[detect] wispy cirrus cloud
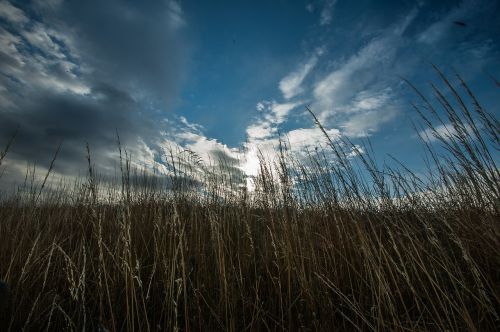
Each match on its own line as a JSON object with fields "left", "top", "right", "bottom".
{"left": 417, "top": 0, "right": 480, "bottom": 45}
{"left": 309, "top": 8, "right": 419, "bottom": 136}
{"left": 418, "top": 123, "right": 474, "bottom": 143}
{"left": 279, "top": 52, "right": 320, "bottom": 100}
{"left": 341, "top": 106, "right": 398, "bottom": 138}
{"left": 319, "top": 0, "right": 337, "bottom": 26}
{"left": 238, "top": 0, "right": 498, "bottom": 187}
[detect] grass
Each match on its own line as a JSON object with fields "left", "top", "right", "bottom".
{"left": 0, "top": 70, "right": 499, "bottom": 331}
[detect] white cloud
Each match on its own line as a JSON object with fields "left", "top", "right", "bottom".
{"left": 313, "top": 8, "right": 417, "bottom": 117}
{"left": 0, "top": 27, "right": 22, "bottom": 59}
{"left": 417, "top": 0, "right": 478, "bottom": 45}
{"left": 159, "top": 109, "right": 346, "bottom": 192}
{"left": 341, "top": 107, "right": 398, "bottom": 138}
{"left": 238, "top": 94, "right": 343, "bottom": 189}
{"left": 21, "top": 24, "right": 68, "bottom": 59}
{"left": 314, "top": 64, "right": 399, "bottom": 136}
{"left": 246, "top": 121, "right": 276, "bottom": 140}
{"left": 286, "top": 127, "right": 340, "bottom": 152}
{"left": 167, "top": 0, "right": 185, "bottom": 30}
{"left": 246, "top": 100, "right": 302, "bottom": 142}
{"left": 0, "top": 1, "right": 28, "bottom": 24}
{"left": 279, "top": 55, "right": 318, "bottom": 99}
{"left": 237, "top": 7, "right": 426, "bottom": 187}
{"left": 0, "top": 9, "right": 90, "bottom": 96}
{"left": 309, "top": 9, "right": 419, "bottom": 135}
{"left": 242, "top": 97, "right": 340, "bottom": 185}
{"left": 346, "top": 88, "right": 393, "bottom": 113}
{"left": 240, "top": 126, "right": 342, "bottom": 189}
{"left": 419, "top": 123, "right": 474, "bottom": 143}
{"left": 320, "top": 0, "right": 337, "bottom": 26}
{"left": 256, "top": 102, "right": 266, "bottom": 111}
{"left": 160, "top": 117, "right": 241, "bottom": 167}
{"left": 155, "top": 116, "right": 251, "bottom": 191}
{"left": 179, "top": 116, "right": 204, "bottom": 133}
{"left": 179, "top": 132, "right": 240, "bottom": 163}
{"left": 353, "top": 94, "right": 388, "bottom": 111}
{"left": 313, "top": 36, "right": 395, "bottom": 119}
{"left": 393, "top": 7, "right": 419, "bottom": 36}
{"left": 129, "top": 138, "right": 170, "bottom": 175}
{"left": 271, "top": 101, "right": 302, "bottom": 123}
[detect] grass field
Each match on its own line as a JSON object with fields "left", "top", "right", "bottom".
{"left": 0, "top": 71, "right": 499, "bottom": 331}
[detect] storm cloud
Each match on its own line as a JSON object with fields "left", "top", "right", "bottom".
{"left": 0, "top": 0, "right": 189, "bottom": 184}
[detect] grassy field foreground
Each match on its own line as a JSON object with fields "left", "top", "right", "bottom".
{"left": 0, "top": 72, "right": 499, "bottom": 331}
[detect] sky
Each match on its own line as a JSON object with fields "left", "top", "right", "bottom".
{"left": 0, "top": 0, "right": 499, "bottom": 189}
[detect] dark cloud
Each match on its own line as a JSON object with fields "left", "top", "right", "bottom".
{"left": 0, "top": 83, "right": 145, "bottom": 177}
{"left": 0, "top": 0, "right": 189, "bottom": 185}
{"left": 44, "top": 0, "right": 188, "bottom": 102}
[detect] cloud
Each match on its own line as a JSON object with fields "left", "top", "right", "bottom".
{"left": 0, "top": 23, "right": 89, "bottom": 96}
{"left": 0, "top": 0, "right": 335, "bottom": 191}
{"left": 285, "top": 127, "right": 341, "bottom": 153}
{"left": 46, "top": 0, "right": 189, "bottom": 103}
{"left": 241, "top": 96, "right": 339, "bottom": 186}
{"left": 246, "top": 100, "right": 303, "bottom": 142}
{"left": 0, "top": 84, "right": 151, "bottom": 181}
{"left": 414, "top": 0, "right": 499, "bottom": 79}
{"left": 159, "top": 116, "right": 241, "bottom": 166}
{"left": 350, "top": 89, "right": 392, "bottom": 112}
{"left": 244, "top": 1, "right": 497, "bottom": 186}
{"left": 155, "top": 116, "right": 247, "bottom": 190}
{"left": 279, "top": 54, "right": 318, "bottom": 99}
{"left": 0, "top": 1, "right": 28, "bottom": 24}
{"left": 341, "top": 107, "right": 398, "bottom": 138}
{"left": 313, "top": 35, "right": 397, "bottom": 119}
{"left": 271, "top": 101, "right": 303, "bottom": 123}
{"left": 417, "top": 0, "right": 479, "bottom": 45}
{"left": 320, "top": 0, "right": 337, "bottom": 26}
{"left": 309, "top": 9, "right": 419, "bottom": 136}
{"left": 418, "top": 123, "right": 474, "bottom": 143}
{"left": 167, "top": 0, "right": 186, "bottom": 30}
{"left": 143, "top": 102, "right": 343, "bottom": 192}
{"left": 246, "top": 121, "right": 276, "bottom": 140}
{"left": 175, "top": 131, "right": 240, "bottom": 166}
{"left": 0, "top": 0, "right": 189, "bottom": 186}
{"left": 240, "top": 125, "right": 342, "bottom": 185}
{"left": 239, "top": 6, "right": 431, "bottom": 186}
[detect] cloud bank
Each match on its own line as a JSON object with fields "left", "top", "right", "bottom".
{"left": 0, "top": 0, "right": 188, "bottom": 184}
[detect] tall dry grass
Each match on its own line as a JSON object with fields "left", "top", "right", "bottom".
{"left": 0, "top": 71, "right": 499, "bottom": 331}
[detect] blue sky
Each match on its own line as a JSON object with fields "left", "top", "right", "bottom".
{"left": 0, "top": 0, "right": 499, "bottom": 187}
